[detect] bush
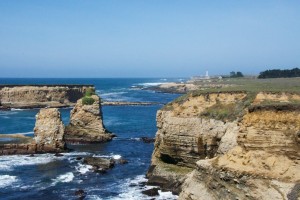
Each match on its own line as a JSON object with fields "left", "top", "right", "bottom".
{"left": 85, "top": 88, "right": 95, "bottom": 97}
{"left": 82, "top": 96, "right": 95, "bottom": 105}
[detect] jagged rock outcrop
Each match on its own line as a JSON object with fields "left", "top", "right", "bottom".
{"left": 34, "top": 108, "right": 66, "bottom": 152}
{"left": 0, "top": 108, "right": 66, "bottom": 155}
{"left": 64, "top": 95, "right": 114, "bottom": 143}
{"left": 0, "top": 85, "right": 94, "bottom": 109}
{"left": 147, "top": 91, "right": 300, "bottom": 199}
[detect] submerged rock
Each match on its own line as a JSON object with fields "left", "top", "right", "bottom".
{"left": 75, "top": 189, "right": 86, "bottom": 199}
{"left": 65, "top": 95, "right": 114, "bottom": 143}
{"left": 83, "top": 157, "right": 115, "bottom": 173}
{"left": 142, "top": 188, "right": 159, "bottom": 196}
{"left": 141, "top": 137, "right": 155, "bottom": 143}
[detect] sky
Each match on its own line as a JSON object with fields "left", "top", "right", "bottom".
{"left": 0, "top": 0, "right": 299, "bottom": 78}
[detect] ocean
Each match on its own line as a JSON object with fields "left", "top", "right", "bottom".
{"left": 0, "top": 78, "right": 184, "bottom": 200}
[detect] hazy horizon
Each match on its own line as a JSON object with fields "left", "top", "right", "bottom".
{"left": 1, "top": 0, "right": 300, "bottom": 78}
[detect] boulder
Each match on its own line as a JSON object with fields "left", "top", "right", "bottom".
{"left": 65, "top": 95, "right": 114, "bottom": 143}
{"left": 142, "top": 188, "right": 159, "bottom": 196}
{"left": 83, "top": 157, "right": 115, "bottom": 173}
{"left": 141, "top": 137, "right": 155, "bottom": 143}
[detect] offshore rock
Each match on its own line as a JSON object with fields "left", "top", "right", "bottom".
{"left": 34, "top": 108, "right": 66, "bottom": 152}
{"left": 65, "top": 95, "right": 114, "bottom": 143}
{"left": 0, "top": 108, "right": 66, "bottom": 155}
{"left": 83, "top": 157, "right": 115, "bottom": 173}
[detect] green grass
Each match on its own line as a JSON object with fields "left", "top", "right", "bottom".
{"left": 82, "top": 96, "right": 95, "bottom": 105}
{"left": 85, "top": 88, "right": 95, "bottom": 97}
{"left": 166, "top": 77, "right": 300, "bottom": 107}
{"left": 193, "top": 77, "right": 300, "bottom": 94}
{"left": 199, "top": 92, "right": 256, "bottom": 122}
{"left": 81, "top": 88, "right": 96, "bottom": 105}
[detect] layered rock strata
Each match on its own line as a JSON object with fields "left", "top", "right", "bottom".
{"left": 65, "top": 95, "right": 114, "bottom": 143}
{"left": 0, "top": 108, "right": 66, "bottom": 155}
{"left": 0, "top": 85, "right": 94, "bottom": 109}
{"left": 147, "top": 91, "right": 300, "bottom": 199}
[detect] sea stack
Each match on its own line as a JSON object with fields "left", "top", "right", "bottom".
{"left": 34, "top": 108, "right": 66, "bottom": 152}
{"left": 65, "top": 94, "right": 114, "bottom": 143}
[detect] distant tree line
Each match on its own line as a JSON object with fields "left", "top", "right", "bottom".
{"left": 258, "top": 68, "right": 300, "bottom": 79}
{"left": 230, "top": 71, "right": 244, "bottom": 78}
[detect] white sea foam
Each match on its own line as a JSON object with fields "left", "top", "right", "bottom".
{"left": 100, "top": 91, "right": 138, "bottom": 102}
{"left": 136, "top": 82, "right": 165, "bottom": 87}
{"left": 0, "top": 175, "right": 18, "bottom": 188}
{"left": 75, "top": 163, "right": 93, "bottom": 174}
{"left": 112, "top": 155, "right": 121, "bottom": 160}
{"left": 92, "top": 154, "right": 122, "bottom": 160}
{"left": 52, "top": 172, "right": 74, "bottom": 185}
{"left": 110, "top": 175, "right": 178, "bottom": 200}
{"left": 17, "top": 131, "right": 34, "bottom": 135}
{"left": 0, "top": 154, "right": 64, "bottom": 171}
{"left": 10, "top": 108, "right": 25, "bottom": 111}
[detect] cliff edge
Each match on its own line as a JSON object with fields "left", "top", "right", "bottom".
{"left": 147, "top": 91, "right": 300, "bottom": 199}
{"left": 0, "top": 85, "right": 94, "bottom": 109}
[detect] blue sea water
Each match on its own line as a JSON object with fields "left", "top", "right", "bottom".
{"left": 0, "top": 78, "right": 184, "bottom": 200}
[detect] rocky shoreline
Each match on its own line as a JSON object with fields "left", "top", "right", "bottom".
{"left": 146, "top": 91, "right": 300, "bottom": 199}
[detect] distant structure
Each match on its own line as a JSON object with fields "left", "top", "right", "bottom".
{"left": 205, "top": 71, "right": 210, "bottom": 79}
{"left": 191, "top": 71, "right": 211, "bottom": 80}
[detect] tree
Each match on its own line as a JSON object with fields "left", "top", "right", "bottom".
{"left": 236, "top": 71, "right": 244, "bottom": 77}
{"left": 230, "top": 71, "right": 244, "bottom": 78}
{"left": 230, "top": 71, "right": 236, "bottom": 77}
{"left": 258, "top": 68, "right": 300, "bottom": 79}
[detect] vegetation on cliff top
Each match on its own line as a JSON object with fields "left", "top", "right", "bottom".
{"left": 162, "top": 77, "right": 300, "bottom": 121}
{"left": 82, "top": 88, "right": 96, "bottom": 105}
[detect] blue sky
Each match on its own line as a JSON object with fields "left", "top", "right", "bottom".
{"left": 0, "top": 0, "right": 299, "bottom": 78}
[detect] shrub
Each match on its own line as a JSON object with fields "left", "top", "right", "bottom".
{"left": 82, "top": 96, "right": 95, "bottom": 105}
{"left": 85, "top": 88, "right": 95, "bottom": 97}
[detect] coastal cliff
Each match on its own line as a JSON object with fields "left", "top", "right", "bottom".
{"left": 0, "top": 85, "right": 94, "bottom": 109}
{"left": 65, "top": 94, "right": 114, "bottom": 143}
{"left": 147, "top": 91, "right": 300, "bottom": 199}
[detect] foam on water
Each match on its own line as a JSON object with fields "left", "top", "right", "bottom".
{"left": 75, "top": 163, "right": 93, "bottom": 174}
{"left": 0, "top": 175, "right": 18, "bottom": 188}
{"left": 52, "top": 172, "right": 74, "bottom": 185}
{"left": 111, "top": 175, "right": 178, "bottom": 200}
{"left": 112, "top": 155, "right": 121, "bottom": 160}
{"left": 0, "top": 154, "right": 64, "bottom": 171}
{"left": 7, "top": 131, "right": 34, "bottom": 135}
{"left": 136, "top": 82, "right": 165, "bottom": 87}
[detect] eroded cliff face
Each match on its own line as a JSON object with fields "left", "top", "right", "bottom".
{"left": 64, "top": 95, "right": 114, "bottom": 143}
{"left": 0, "top": 85, "right": 93, "bottom": 109}
{"left": 147, "top": 92, "right": 300, "bottom": 199}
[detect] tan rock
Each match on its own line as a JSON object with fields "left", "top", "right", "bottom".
{"left": 0, "top": 85, "right": 93, "bottom": 109}
{"left": 148, "top": 91, "right": 300, "bottom": 199}
{"left": 65, "top": 94, "right": 114, "bottom": 143}
{"left": 34, "top": 108, "right": 66, "bottom": 152}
